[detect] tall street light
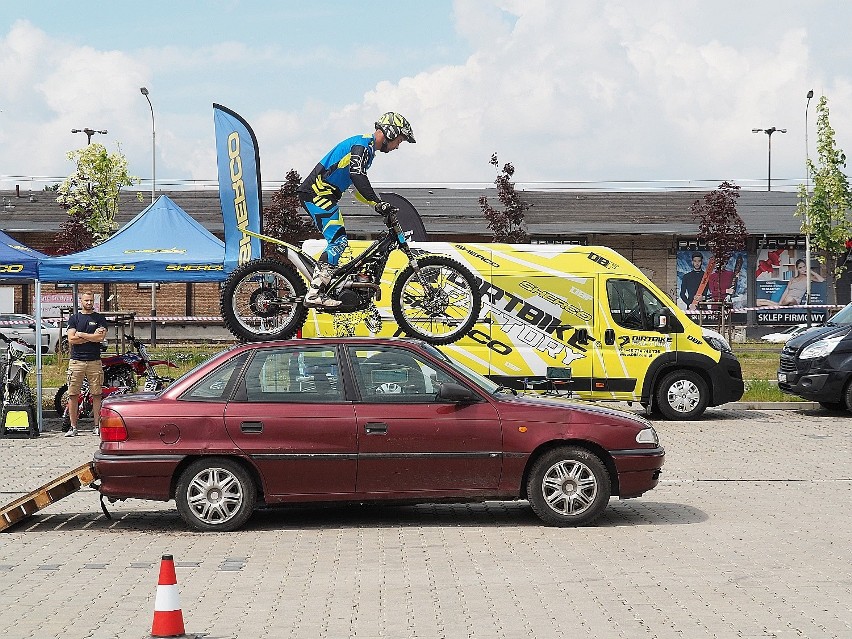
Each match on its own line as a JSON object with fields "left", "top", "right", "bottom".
{"left": 71, "top": 127, "right": 107, "bottom": 145}
{"left": 752, "top": 126, "right": 787, "bottom": 191}
{"left": 140, "top": 87, "right": 158, "bottom": 345}
{"left": 140, "top": 87, "right": 156, "bottom": 202}
{"left": 805, "top": 90, "right": 815, "bottom": 324}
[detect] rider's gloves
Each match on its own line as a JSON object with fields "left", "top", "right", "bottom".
{"left": 375, "top": 201, "right": 397, "bottom": 216}
{"left": 375, "top": 201, "right": 399, "bottom": 226}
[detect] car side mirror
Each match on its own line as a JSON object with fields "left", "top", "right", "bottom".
{"left": 436, "top": 382, "right": 475, "bottom": 403}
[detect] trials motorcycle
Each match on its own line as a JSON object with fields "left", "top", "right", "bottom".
{"left": 220, "top": 207, "right": 481, "bottom": 345}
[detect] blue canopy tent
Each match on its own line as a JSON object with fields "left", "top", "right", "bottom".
{"left": 39, "top": 195, "right": 226, "bottom": 283}
{"left": 0, "top": 229, "right": 50, "bottom": 432}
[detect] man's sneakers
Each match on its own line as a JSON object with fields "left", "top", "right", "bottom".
{"left": 304, "top": 263, "right": 342, "bottom": 308}
{"left": 94, "top": 425, "right": 100, "bottom": 436}
{"left": 64, "top": 428, "right": 78, "bottom": 437}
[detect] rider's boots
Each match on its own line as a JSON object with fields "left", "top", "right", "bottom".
{"left": 305, "top": 263, "right": 342, "bottom": 308}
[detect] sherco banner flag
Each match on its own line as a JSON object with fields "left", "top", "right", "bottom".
{"left": 214, "top": 103, "right": 262, "bottom": 272}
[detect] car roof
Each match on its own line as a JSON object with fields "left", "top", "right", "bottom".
{"left": 229, "top": 336, "right": 428, "bottom": 353}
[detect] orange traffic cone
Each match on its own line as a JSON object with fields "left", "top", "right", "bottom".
{"left": 151, "top": 554, "right": 186, "bottom": 638}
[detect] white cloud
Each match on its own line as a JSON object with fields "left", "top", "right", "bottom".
{"left": 3, "top": 2, "right": 852, "bottom": 194}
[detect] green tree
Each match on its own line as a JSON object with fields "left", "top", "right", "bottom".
{"left": 54, "top": 143, "right": 138, "bottom": 252}
{"left": 691, "top": 180, "right": 748, "bottom": 272}
{"left": 261, "top": 169, "right": 320, "bottom": 250}
{"left": 479, "top": 153, "right": 531, "bottom": 243}
{"left": 796, "top": 95, "right": 852, "bottom": 303}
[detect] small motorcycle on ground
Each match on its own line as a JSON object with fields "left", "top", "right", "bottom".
{"left": 54, "top": 334, "right": 177, "bottom": 417}
{"left": 58, "top": 379, "right": 126, "bottom": 431}
{"left": 220, "top": 206, "right": 482, "bottom": 345}
{"left": 0, "top": 332, "right": 36, "bottom": 412}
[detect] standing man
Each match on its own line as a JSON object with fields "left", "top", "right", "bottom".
{"left": 65, "top": 291, "right": 107, "bottom": 436}
{"left": 297, "top": 112, "right": 415, "bottom": 308}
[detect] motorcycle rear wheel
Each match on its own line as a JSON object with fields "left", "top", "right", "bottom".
{"left": 221, "top": 259, "right": 308, "bottom": 342}
{"left": 391, "top": 255, "right": 481, "bottom": 345}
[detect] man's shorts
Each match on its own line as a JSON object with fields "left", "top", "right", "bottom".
{"left": 67, "top": 360, "right": 104, "bottom": 396}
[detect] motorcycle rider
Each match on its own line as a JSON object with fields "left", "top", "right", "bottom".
{"left": 297, "top": 112, "right": 415, "bottom": 308}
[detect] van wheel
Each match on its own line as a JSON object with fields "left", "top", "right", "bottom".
{"left": 843, "top": 382, "right": 852, "bottom": 414}
{"left": 655, "top": 370, "right": 708, "bottom": 420}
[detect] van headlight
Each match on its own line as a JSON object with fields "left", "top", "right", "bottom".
{"left": 799, "top": 335, "right": 843, "bottom": 360}
{"left": 703, "top": 329, "right": 732, "bottom": 353}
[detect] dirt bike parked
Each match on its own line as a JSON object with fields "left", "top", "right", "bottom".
{"left": 54, "top": 335, "right": 176, "bottom": 417}
{"left": 0, "top": 332, "right": 36, "bottom": 413}
{"left": 220, "top": 207, "right": 482, "bottom": 345}
{"left": 58, "top": 379, "right": 127, "bottom": 431}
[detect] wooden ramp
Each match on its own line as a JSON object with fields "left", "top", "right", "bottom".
{"left": 0, "top": 463, "right": 97, "bottom": 532}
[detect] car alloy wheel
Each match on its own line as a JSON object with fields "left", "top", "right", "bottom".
{"left": 527, "top": 447, "right": 610, "bottom": 527}
{"left": 176, "top": 458, "right": 256, "bottom": 532}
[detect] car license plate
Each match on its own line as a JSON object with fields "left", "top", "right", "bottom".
{"left": 777, "top": 373, "right": 787, "bottom": 383}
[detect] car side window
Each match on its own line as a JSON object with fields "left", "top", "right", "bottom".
{"left": 242, "top": 347, "right": 342, "bottom": 402}
{"left": 347, "top": 346, "right": 455, "bottom": 403}
{"left": 182, "top": 352, "right": 249, "bottom": 402}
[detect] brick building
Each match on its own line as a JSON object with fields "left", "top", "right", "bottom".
{"left": 1, "top": 186, "right": 846, "bottom": 336}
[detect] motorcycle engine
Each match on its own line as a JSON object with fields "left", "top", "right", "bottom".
{"left": 332, "top": 289, "right": 365, "bottom": 313}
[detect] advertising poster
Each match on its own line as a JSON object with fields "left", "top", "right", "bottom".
{"left": 676, "top": 250, "right": 748, "bottom": 312}
{"left": 754, "top": 248, "right": 827, "bottom": 324}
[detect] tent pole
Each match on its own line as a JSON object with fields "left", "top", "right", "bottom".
{"left": 35, "top": 280, "right": 43, "bottom": 432}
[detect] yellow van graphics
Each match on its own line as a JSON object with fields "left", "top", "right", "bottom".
{"left": 300, "top": 241, "right": 744, "bottom": 419}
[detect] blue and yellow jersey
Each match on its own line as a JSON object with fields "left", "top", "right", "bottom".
{"left": 298, "top": 134, "right": 381, "bottom": 210}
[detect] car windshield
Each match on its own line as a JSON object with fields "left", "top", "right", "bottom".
{"left": 827, "top": 303, "right": 852, "bottom": 326}
{"left": 419, "top": 342, "right": 502, "bottom": 394}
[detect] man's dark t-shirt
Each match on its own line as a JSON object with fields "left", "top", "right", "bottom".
{"left": 68, "top": 312, "right": 108, "bottom": 361}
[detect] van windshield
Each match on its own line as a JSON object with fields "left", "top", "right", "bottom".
{"left": 828, "top": 303, "right": 852, "bottom": 325}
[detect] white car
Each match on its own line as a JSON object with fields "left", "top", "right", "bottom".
{"left": 761, "top": 324, "right": 818, "bottom": 344}
{"left": 0, "top": 314, "right": 64, "bottom": 354}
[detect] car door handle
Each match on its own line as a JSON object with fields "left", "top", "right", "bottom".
{"left": 240, "top": 421, "right": 263, "bottom": 434}
{"left": 365, "top": 422, "right": 388, "bottom": 435}
{"left": 605, "top": 329, "right": 615, "bottom": 345}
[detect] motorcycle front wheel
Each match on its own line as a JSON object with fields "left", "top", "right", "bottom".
{"left": 392, "top": 255, "right": 481, "bottom": 345}
{"left": 220, "top": 259, "right": 309, "bottom": 342}
{"left": 7, "top": 382, "right": 35, "bottom": 409}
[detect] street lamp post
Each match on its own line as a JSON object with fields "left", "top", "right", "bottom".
{"left": 752, "top": 126, "right": 787, "bottom": 191}
{"left": 71, "top": 127, "right": 108, "bottom": 145}
{"left": 69, "top": 128, "right": 108, "bottom": 316}
{"left": 140, "top": 87, "right": 157, "bottom": 345}
{"left": 805, "top": 90, "right": 815, "bottom": 325}
{"left": 140, "top": 87, "right": 156, "bottom": 202}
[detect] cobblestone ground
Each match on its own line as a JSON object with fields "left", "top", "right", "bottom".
{"left": 1, "top": 408, "right": 850, "bottom": 639}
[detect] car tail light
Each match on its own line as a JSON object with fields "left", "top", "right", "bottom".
{"left": 100, "top": 408, "right": 128, "bottom": 442}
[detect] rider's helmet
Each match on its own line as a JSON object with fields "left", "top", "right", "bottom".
{"left": 375, "top": 112, "right": 416, "bottom": 144}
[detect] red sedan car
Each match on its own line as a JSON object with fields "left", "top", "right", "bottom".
{"left": 94, "top": 338, "right": 664, "bottom": 531}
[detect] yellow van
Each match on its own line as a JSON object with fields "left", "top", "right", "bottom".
{"left": 300, "top": 241, "right": 744, "bottom": 419}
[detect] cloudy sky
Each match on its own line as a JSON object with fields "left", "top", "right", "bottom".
{"left": 1, "top": 0, "right": 851, "bottom": 194}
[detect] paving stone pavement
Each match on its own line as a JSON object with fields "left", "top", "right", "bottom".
{"left": 0, "top": 407, "right": 850, "bottom": 638}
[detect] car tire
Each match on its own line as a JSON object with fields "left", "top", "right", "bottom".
{"left": 526, "top": 447, "right": 611, "bottom": 527}
{"left": 175, "top": 458, "right": 256, "bottom": 532}
{"left": 843, "top": 382, "right": 852, "bottom": 414}
{"left": 655, "top": 370, "right": 709, "bottom": 420}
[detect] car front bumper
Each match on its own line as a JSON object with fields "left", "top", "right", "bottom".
{"left": 611, "top": 446, "right": 665, "bottom": 498}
